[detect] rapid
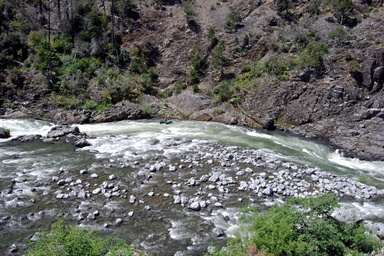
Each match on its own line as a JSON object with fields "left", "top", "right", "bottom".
{"left": 1, "top": 118, "right": 384, "bottom": 255}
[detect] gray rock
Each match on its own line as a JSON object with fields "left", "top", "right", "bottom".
{"left": 115, "top": 218, "right": 123, "bottom": 225}
{"left": 109, "top": 174, "right": 117, "bottom": 180}
{"left": 0, "top": 127, "right": 10, "bottom": 138}
{"left": 262, "top": 187, "right": 273, "bottom": 196}
{"left": 74, "top": 138, "right": 90, "bottom": 148}
{"left": 129, "top": 195, "right": 136, "bottom": 204}
{"left": 169, "top": 165, "right": 177, "bottom": 172}
{"left": 212, "top": 227, "right": 226, "bottom": 237}
{"left": 188, "top": 201, "right": 201, "bottom": 211}
{"left": 92, "top": 188, "right": 101, "bottom": 194}
{"left": 57, "top": 180, "right": 66, "bottom": 186}
{"left": 238, "top": 181, "right": 248, "bottom": 191}
{"left": 79, "top": 169, "right": 88, "bottom": 174}
{"left": 47, "top": 125, "right": 80, "bottom": 138}
{"left": 209, "top": 172, "right": 221, "bottom": 182}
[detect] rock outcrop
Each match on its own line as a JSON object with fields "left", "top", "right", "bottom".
{"left": 0, "top": 127, "right": 10, "bottom": 138}
{"left": 12, "top": 125, "right": 91, "bottom": 148}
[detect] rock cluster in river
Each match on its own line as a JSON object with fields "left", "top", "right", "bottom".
{"left": 1, "top": 137, "right": 384, "bottom": 256}
{"left": 11, "top": 124, "right": 91, "bottom": 148}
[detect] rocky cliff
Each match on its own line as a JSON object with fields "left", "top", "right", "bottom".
{"left": 0, "top": 0, "right": 383, "bottom": 160}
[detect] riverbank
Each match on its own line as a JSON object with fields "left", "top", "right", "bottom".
{"left": 2, "top": 84, "right": 384, "bottom": 163}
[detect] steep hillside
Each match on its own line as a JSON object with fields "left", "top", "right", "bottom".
{"left": 0, "top": 0, "right": 383, "bottom": 160}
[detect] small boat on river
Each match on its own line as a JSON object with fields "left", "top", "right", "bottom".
{"left": 159, "top": 120, "right": 173, "bottom": 124}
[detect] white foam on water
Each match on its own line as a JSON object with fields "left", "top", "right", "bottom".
{"left": 334, "top": 202, "right": 384, "bottom": 222}
{"left": 328, "top": 150, "right": 384, "bottom": 174}
{"left": 0, "top": 118, "right": 54, "bottom": 138}
{"left": 169, "top": 220, "right": 195, "bottom": 240}
{"left": 246, "top": 130, "right": 274, "bottom": 140}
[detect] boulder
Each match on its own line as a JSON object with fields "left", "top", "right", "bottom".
{"left": 188, "top": 201, "right": 201, "bottom": 211}
{"left": 93, "top": 102, "right": 149, "bottom": 123}
{"left": 74, "top": 138, "right": 91, "bottom": 148}
{"left": 13, "top": 134, "right": 42, "bottom": 142}
{"left": 0, "top": 127, "right": 11, "bottom": 138}
{"left": 262, "top": 118, "right": 276, "bottom": 130}
{"left": 47, "top": 125, "right": 80, "bottom": 138}
{"left": 53, "top": 109, "right": 92, "bottom": 124}
{"left": 212, "top": 227, "right": 226, "bottom": 237}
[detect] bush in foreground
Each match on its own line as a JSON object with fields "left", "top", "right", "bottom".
{"left": 25, "top": 219, "right": 142, "bottom": 256}
{"left": 208, "top": 194, "right": 381, "bottom": 256}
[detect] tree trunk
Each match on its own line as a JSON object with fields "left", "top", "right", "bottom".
{"left": 48, "top": 0, "right": 51, "bottom": 44}
{"left": 39, "top": 0, "right": 43, "bottom": 16}
{"left": 111, "top": 0, "right": 116, "bottom": 45}
{"left": 100, "top": 0, "right": 106, "bottom": 13}
{"left": 64, "top": 0, "right": 69, "bottom": 21}
{"left": 70, "top": 0, "right": 73, "bottom": 21}
{"left": 57, "top": 0, "right": 61, "bottom": 25}
{"left": 38, "top": 0, "right": 44, "bottom": 24}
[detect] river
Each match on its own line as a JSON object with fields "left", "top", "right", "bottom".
{"left": 1, "top": 118, "right": 384, "bottom": 255}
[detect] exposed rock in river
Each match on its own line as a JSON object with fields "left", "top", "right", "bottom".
{"left": 0, "top": 127, "right": 10, "bottom": 138}
{"left": 11, "top": 124, "right": 91, "bottom": 148}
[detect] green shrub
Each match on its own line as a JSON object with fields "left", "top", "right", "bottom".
{"left": 114, "top": 0, "right": 135, "bottom": 17}
{"left": 76, "top": 3, "right": 92, "bottom": 16}
{"left": 88, "top": 9, "right": 108, "bottom": 38}
{"left": 129, "top": 47, "right": 146, "bottom": 74}
{"left": 213, "top": 80, "right": 240, "bottom": 103}
{"left": 9, "top": 68, "right": 24, "bottom": 87}
{"left": 192, "top": 84, "right": 200, "bottom": 93}
{"left": 347, "top": 60, "right": 360, "bottom": 72}
{"left": 173, "top": 82, "right": 187, "bottom": 95}
{"left": 276, "top": 0, "right": 293, "bottom": 15}
{"left": 63, "top": 57, "right": 101, "bottom": 77}
{"left": 182, "top": 0, "right": 196, "bottom": 21}
{"left": 51, "top": 35, "right": 73, "bottom": 54}
{"left": 189, "top": 45, "right": 204, "bottom": 71}
{"left": 299, "top": 42, "right": 328, "bottom": 70}
{"left": 240, "top": 65, "right": 252, "bottom": 73}
{"left": 189, "top": 68, "right": 200, "bottom": 84}
{"left": 324, "top": 0, "right": 353, "bottom": 22}
{"left": 213, "top": 41, "right": 225, "bottom": 77}
{"left": 188, "top": 45, "right": 204, "bottom": 84}
{"left": 277, "top": 71, "right": 290, "bottom": 81}
{"left": 25, "top": 219, "right": 139, "bottom": 256}
{"left": 207, "top": 27, "right": 218, "bottom": 48}
{"left": 329, "top": 26, "right": 348, "bottom": 41}
{"left": 224, "top": 8, "right": 242, "bottom": 32}
{"left": 207, "top": 194, "right": 381, "bottom": 256}
{"left": 35, "top": 43, "right": 62, "bottom": 72}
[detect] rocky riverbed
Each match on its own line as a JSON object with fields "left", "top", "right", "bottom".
{"left": 1, "top": 122, "right": 384, "bottom": 255}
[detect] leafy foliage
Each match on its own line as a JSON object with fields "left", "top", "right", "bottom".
{"left": 207, "top": 194, "right": 381, "bottom": 256}
{"left": 25, "top": 219, "right": 139, "bottom": 256}
{"left": 298, "top": 42, "right": 328, "bottom": 70}
{"left": 276, "top": 0, "right": 293, "bottom": 15}
{"left": 182, "top": 0, "right": 196, "bottom": 21}
{"left": 213, "top": 41, "right": 225, "bottom": 77}
{"left": 213, "top": 80, "right": 241, "bottom": 103}
{"left": 207, "top": 27, "right": 219, "bottom": 49}
{"left": 325, "top": 0, "right": 354, "bottom": 16}
{"left": 189, "top": 45, "right": 204, "bottom": 84}
{"left": 224, "top": 8, "right": 242, "bottom": 32}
